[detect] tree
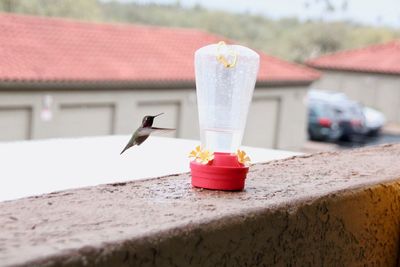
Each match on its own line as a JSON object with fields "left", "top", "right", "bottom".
{"left": 0, "top": 0, "right": 102, "bottom": 21}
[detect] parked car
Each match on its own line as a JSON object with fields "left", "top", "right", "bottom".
{"left": 363, "top": 106, "right": 385, "bottom": 136}
{"left": 307, "top": 99, "right": 343, "bottom": 141}
{"left": 307, "top": 90, "right": 374, "bottom": 142}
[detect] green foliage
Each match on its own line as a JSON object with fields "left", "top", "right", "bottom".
{"left": 0, "top": 0, "right": 101, "bottom": 21}
{"left": 1, "top": 0, "right": 399, "bottom": 62}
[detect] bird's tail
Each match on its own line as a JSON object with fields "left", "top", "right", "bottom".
{"left": 120, "top": 146, "right": 129, "bottom": 155}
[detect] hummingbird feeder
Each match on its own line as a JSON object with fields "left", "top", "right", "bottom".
{"left": 189, "top": 41, "right": 260, "bottom": 191}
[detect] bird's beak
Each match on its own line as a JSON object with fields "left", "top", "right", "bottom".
{"left": 154, "top": 113, "right": 164, "bottom": 118}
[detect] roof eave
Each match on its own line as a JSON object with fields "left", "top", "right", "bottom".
{"left": 0, "top": 80, "right": 194, "bottom": 91}
{"left": 306, "top": 64, "right": 400, "bottom": 76}
{"left": 0, "top": 78, "right": 316, "bottom": 91}
{"left": 256, "top": 79, "right": 316, "bottom": 87}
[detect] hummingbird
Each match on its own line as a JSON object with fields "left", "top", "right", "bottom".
{"left": 120, "top": 113, "right": 175, "bottom": 155}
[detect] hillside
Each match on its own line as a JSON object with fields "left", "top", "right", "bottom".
{"left": 1, "top": 0, "right": 399, "bottom": 62}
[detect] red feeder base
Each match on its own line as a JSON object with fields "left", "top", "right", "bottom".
{"left": 190, "top": 152, "right": 249, "bottom": 191}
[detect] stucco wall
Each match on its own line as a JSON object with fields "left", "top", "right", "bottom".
{"left": 1, "top": 144, "right": 400, "bottom": 266}
{"left": 312, "top": 70, "right": 400, "bottom": 123}
{"left": 0, "top": 86, "right": 308, "bottom": 151}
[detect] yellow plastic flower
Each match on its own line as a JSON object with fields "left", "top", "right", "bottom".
{"left": 196, "top": 149, "right": 215, "bottom": 165}
{"left": 189, "top": 145, "right": 214, "bottom": 164}
{"left": 189, "top": 145, "right": 202, "bottom": 160}
{"left": 237, "top": 149, "right": 251, "bottom": 166}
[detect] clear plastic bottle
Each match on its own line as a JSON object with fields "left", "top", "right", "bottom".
{"left": 195, "top": 43, "right": 260, "bottom": 153}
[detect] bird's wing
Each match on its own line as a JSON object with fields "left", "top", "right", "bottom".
{"left": 120, "top": 127, "right": 176, "bottom": 154}
{"left": 139, "top": 127, "right": 176, "bottom": 135}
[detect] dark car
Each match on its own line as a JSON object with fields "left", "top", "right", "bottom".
{"left": 308, "top": 100, "right": 342, "bottom": 141}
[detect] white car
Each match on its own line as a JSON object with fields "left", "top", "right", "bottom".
{"left": 363, "top": 107, "right": 386, "bottom": 136}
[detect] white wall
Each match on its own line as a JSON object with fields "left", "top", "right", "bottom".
{"left": 0, "top": 85, "right": 309, "bottom": 151}
{"left": 312, "top": 70, "right": 400, "bottom": 123}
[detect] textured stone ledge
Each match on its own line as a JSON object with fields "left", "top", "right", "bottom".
{"left": 1, "top": 144, "right": 400, "bottom": 266}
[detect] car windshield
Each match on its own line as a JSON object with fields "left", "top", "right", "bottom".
{"left": 309, "top": 101, "right": 335, "bottom": 118}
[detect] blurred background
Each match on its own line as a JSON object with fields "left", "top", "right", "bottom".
{"left": 1, "top": 0, "right": 400, "bottom": 152}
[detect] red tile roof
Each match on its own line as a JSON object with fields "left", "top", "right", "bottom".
{"left": 306, "top": 41, "right": 400, "bottom": 75}
{"left": 0, "top": 13, "right": 320, "bottom": 85}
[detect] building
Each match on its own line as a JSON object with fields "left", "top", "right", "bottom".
{"left": 0, "top": 13, "right": 320, "bottom": 151}
{"left": 307, "top": 41, "right": 400, "bottom": 124}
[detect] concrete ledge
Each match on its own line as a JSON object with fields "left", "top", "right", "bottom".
{"left": 1, "top": 144, "right": 400, "bottom": 266}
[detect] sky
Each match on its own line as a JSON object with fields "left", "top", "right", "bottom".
{"left": 126, "top": 0, "right": 400, "bottom": 28}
